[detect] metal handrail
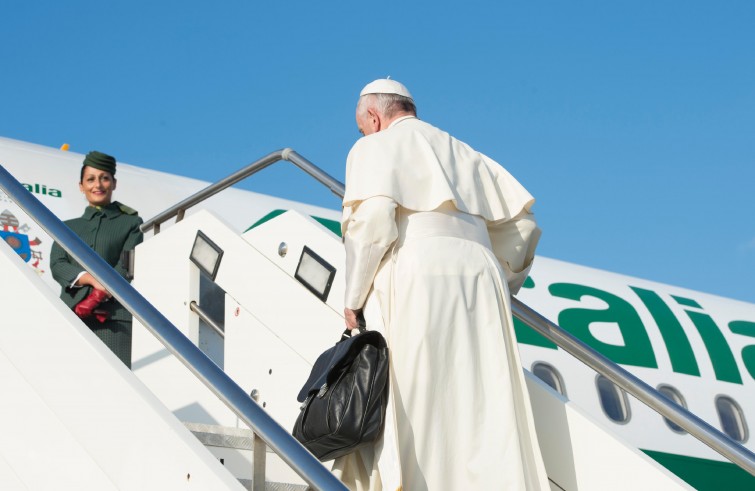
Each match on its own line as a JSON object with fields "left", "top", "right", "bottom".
{"left": 140, "top": 149, "right": 345, "bottom": 234}
{"left": 142, "top": 147, "right": 755, "bottom": 477}
{"left": 6, "top": 144, "right": 755, "bottom": 480}
{"left": 190, "top": 301, "right": 225, "bottom": 339}
{"left": 511, "top": 296, "right": 755, "bottom": 476}
{"left": 0, "top": 165, "right": 348, "bottom": 491}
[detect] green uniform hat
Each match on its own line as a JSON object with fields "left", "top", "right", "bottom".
{"left": 83, "top": 151, "right": 117, "bottom": 175}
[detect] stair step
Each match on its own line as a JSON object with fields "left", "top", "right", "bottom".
{"left": 237, "top": 479, "right": 308, "bottom": 491}
{"left": 186, "top": 422, "right": 255, "bottom": 451}
{"left": 184, "top": 422, "right": 308, "bottom": 491}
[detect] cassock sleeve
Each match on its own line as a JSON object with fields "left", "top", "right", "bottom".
{"left": 342, "top": 196, "right": 398, "bottom": 310}
{"left": 487, "top": 210, "right": 541, "bottom": 295}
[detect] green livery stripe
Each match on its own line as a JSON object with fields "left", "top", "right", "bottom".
{"left": 642, "top": 449, "right": 755, "bottom": 490}
{"left": 246, "top": 209, "right": 287, "bottom": 231}
{"left": 312, "top": 216, "right": 341, "bottom": 236}
{"left": 246, "top": 209, "right": 342, "bottom": 236}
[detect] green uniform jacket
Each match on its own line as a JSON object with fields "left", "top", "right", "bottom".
{"left": 50, "top": 201, "right": 143, "bottom": 322}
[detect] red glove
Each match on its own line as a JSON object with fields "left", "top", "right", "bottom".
{"left": 74, "top": 289, "right": 110, "bottom": 320}
{"left": 93, "top": 309, "right": 109, "bottom": 324}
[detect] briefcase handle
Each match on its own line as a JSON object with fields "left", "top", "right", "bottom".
{"left": 341, "top": 311, "right": 367, "bottom": 339}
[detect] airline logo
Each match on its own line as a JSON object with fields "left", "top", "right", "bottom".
{"left": 21, "top": 182, "right": 62, "bottom": 198}
{"left": 516, "top": 276, "right": 755, "bottom": 386}
{"left": 0, "top": 192, "right": 46, "bottom": 273}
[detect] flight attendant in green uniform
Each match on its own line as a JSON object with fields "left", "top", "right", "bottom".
{"left": 50, "top": 151, "right": 143, "bottom": 368}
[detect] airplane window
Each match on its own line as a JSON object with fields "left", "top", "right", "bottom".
{"left": 532, "top": 362, "right": 567, "bottom": 396}
{"left": 716, "top": 396, "right": 749, "bottom": 443}
{"left": 596, "top": 375, "right": 630, "bottom": 424}
{"left": 657, "top": 385, "right": 688, "bottom": 434}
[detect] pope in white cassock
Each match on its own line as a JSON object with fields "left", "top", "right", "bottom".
{"left": 334, "top": 79, "right": 549, "bottom": 490}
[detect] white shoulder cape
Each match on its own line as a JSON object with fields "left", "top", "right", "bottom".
{"left": 343, "top": 117, "right": 534, "bottom": 221}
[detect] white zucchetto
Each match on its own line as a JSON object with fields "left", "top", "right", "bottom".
{"left": 360, "top": 78, "right": 413, "bottom": 100}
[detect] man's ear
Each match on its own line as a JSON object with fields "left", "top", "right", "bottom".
{"left": 112, "top": 177, "right": 117, "bottom": 191}
{"left": 367, "top": 108, "right": 381, "bottom": 132}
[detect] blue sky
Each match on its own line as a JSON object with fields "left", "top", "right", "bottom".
{"left": 1, "top": 1, "right": 753, "bottom": 302}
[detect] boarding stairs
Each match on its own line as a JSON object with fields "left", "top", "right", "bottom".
{"left": 1, "top": 153, "right": 755, "bottom": 490}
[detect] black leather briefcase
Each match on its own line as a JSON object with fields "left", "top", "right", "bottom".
{"left": 292, "top": 326, "right": 389, "bottom": 461}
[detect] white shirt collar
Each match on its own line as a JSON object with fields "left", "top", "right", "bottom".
{"left": 388, "top": 115, "right": 416, "bottom": 129}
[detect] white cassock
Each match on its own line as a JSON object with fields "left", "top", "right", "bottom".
{"left": 333, "top": 116, "right": 549, "bottom": 491}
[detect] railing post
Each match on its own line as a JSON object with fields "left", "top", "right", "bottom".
{"left": 251, "top": 389, "right": 267, "bottom": 491}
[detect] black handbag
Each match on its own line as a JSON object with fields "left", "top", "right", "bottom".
{"left": 292, "top": 324, "right": 389, "bottom": 461}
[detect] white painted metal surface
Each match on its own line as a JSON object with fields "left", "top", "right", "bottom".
{"left": 526, "top": 373, "right": 691, "bottom": 490}
{"left": 131, "top": 210, "right": 347, "bottom": 485}
{"left": 130, "top": 209, "right": 695, "bottom": 489}
{"left": 0, "top": 237, "right": 244, "bottom": 490}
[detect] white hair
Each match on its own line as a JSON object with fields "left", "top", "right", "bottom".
{"left": 357, "top": 93, "right": 417, "bottom": 119}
